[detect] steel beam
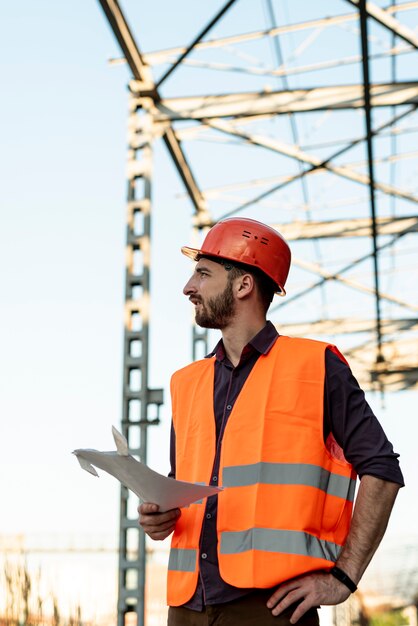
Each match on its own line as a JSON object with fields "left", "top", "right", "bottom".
{"left": 98, "top": 0, "right": 206, "bottom": 216}
{"left": 140, "top": 44, "right": 415, "bottom": 81}
{"left": 272, "top": 222, "right": 418, "bottom": 316}
{"left": 292, "top": 255, "right": 418, "bottom": 314}
{"left": 347, "top": 0, "right": 418, "bottom": 49}
{"left": 161, "top": 126, "right": 207, "bottom": 217}
{"left": 97, "top": 0, "right": 153, "bottom": 86}
{"left": 155, "top": 0, "right": 238, "bottom": 88}
{"left": 152, "top": 82, "right": 418, "bottom": 121}
{"left": 190, "top": 224, "right": 210, "bottom": 359}
{"left": 203, "top": 118, "right": 418, "bottom": 206}
{"left": 140, "top": 45, "right": 415, "bottom": 78}
{"left": 277, "top": 321, "right": 418, "bottom": 392}
{"left": 141, "top": 2, "right": 418, "bottom": 65}
{"left": 275, "top": 215, "right": 418, "bottom": 240}
{"left": 217, "top": 105, "right": 417, "bottom": 220}
{"left": 358, "top": 0, "right": 384, "bottom": 366}
{"left": 277, "top": 318, "right": 418, "bottom": 337}
{"left": 116, "top": 101, "right": 164, "bottom": 626}
{"left": 345, "top": 338, "right": 418, "bottom": 391}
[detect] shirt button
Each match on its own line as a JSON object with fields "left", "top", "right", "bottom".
{"left": 226, "top": 404, "right": 232, "bottom": 410}
{"left": 201, "top": 553, "right": 208, "bottom": 560}
{"left": 206, "top": 513, "right": 212, "bottom": 519}
{"left": 212, "top": 476, "right": 218, "bottom": 482}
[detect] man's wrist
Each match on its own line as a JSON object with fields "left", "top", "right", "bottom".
{"left": 329, "top": 566, "right": 358, "bottom": 593}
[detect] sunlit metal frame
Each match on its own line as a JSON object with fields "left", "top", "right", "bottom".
{"left": 96, "top": 0, "right": 418, "bottom": 623}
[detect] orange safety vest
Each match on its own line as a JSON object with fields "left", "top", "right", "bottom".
{"left": 167, "top": 336, "right": 357, "bottom": 607}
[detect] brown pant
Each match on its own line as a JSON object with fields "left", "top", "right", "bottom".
{"left": 167, "top": 591, "right": 320, "bottom": 626}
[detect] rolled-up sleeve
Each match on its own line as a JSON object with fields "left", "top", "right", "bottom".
{"left": 325, "top": 349, "right": 404, "bottom": 485}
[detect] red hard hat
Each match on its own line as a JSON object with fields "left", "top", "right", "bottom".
{"left": 181, "top": 217, "right": 291, "bottom": 295}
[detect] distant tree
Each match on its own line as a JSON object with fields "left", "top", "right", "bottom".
{"left": 370, "top": 609, "right": 409, "bottom": 626}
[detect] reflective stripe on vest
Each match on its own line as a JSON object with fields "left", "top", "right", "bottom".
{"left": 222, "top": 462, "right": 356, "bottom": 502}
{"left": 168, "top": 548, "right": 197, "bottom": 573}
{"left": 220, "top": 528, "right": 340, "bottom": 562}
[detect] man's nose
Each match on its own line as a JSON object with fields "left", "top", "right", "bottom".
{"left": 183, "top": 275, "right": 197, "bottom": 295}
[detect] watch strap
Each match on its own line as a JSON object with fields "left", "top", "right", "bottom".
{"left": 329, "top": 566, "right": 358, "bottom": 593}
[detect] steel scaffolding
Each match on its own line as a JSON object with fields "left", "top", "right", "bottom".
{"left": 96, "top": 1, "right": 418, "bottom": 623}
{"left": 117, "top": 96, "right": 164, "bottom": 623}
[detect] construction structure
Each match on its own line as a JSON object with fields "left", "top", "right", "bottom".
{"left": 96, "top": 1, "right": 418, "bottom": 624}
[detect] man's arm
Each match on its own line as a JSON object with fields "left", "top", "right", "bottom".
{"left": 267, "top": 475, "right": 400, "bottom": 623}
{"left": 332, "top": 475, "right": 400, "bottom": 583}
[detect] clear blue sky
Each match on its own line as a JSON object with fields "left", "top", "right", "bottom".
{"left": 1, "top": 0, "right": 417, "bottom": 617}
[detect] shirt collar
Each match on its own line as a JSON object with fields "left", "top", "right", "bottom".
{"left": 206, "top": 320, "right": 279, "bottom": 362}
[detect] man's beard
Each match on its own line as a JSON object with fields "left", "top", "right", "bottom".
{"left": 195, "top": 280, "right": 235, "bottom": 329}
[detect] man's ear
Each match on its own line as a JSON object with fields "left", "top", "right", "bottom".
{"left": 235, "top": 273, "right": 255, "bottom": 299}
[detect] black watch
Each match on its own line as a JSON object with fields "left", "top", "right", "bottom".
{"left": 329, "top": 566, "right": 357, "bottom": 593}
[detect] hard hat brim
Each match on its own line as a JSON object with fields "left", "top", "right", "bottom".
{"left": 181, "top": 246, "right": 200, "bottom": 261}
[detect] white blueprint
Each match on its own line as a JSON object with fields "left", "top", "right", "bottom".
{"left": 73, "top": 426, "right": 222, "bottom": 511}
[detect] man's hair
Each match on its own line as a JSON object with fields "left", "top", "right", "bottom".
{"left": 226, "top": 264, "right": 276, "bottom": 313}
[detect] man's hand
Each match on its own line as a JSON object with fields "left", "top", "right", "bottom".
{"left": 267, "top": 571, "right": 351, "bottom": 623}
{"left": 138, "top": 502, "right": 181, "bottom": 541}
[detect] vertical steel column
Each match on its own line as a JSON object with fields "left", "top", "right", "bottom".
{"left": 191, "top": 222, "right": 210, "bottom": 360}
{"left": 192, "top": 325, "right": 209, "bottom": 361}
{"left": 118, "top": 94, "right": 163, "bottom": 626}
{"left": 358, "top": 1, "right": 385, "bottom": 376}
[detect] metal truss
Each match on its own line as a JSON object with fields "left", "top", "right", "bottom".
{"left": 96, "top": 0, "right": 418, "bottom": 621}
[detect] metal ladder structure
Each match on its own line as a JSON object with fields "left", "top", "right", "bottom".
{"left": 116, "top": 95, "right": 164, "bottom": 623}
{"left": 96, "top": 2, "right": 207, "bottom": 624}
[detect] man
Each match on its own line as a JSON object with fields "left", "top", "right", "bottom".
{"left": 139, "top": 217, "right": 403, "bottom": 626}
